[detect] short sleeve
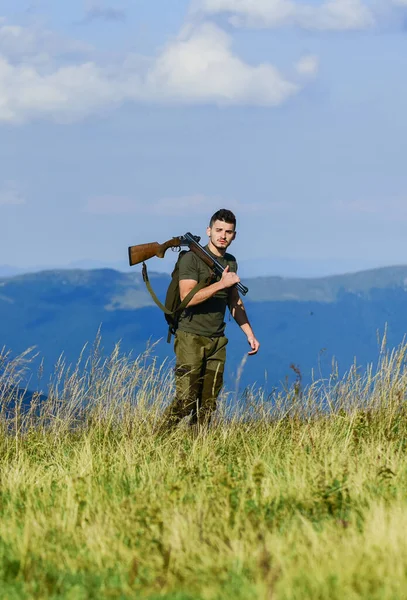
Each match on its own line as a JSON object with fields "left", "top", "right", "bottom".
{"left": 178, "top": 252, "right": 200, "bottom": 282}
{"left": 225, "top": 252, "right": 237, "bottom": 273}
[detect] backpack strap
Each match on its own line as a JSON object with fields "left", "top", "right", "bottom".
{"left": 142, "top": 261, "right": 211, "bottom": 316}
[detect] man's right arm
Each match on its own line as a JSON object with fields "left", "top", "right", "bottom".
{"left": 180, "top": 266, "right": 240, "bottom": 307}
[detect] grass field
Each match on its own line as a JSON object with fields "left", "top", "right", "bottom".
{"left": 1, "top": 336, "right": 407, "bottom": 599}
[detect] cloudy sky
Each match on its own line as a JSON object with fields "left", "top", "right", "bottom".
{"left": 1, "top": 0, "right": 407, "bottom": 277}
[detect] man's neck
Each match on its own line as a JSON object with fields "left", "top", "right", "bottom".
{"left": 207, "top": 241, "right": 226, "bottom": 258}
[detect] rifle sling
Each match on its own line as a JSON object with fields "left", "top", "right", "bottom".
{"left": 142, "top": 262, "right": 211, "bottom": 316}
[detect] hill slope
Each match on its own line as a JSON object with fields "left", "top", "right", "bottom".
{"left": 2, "top": 266, "right": 407, "bottom": 390}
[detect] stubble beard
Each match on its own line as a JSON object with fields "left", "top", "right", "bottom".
{"left": 210, "top": 237, "right": 229, "bottom": 255}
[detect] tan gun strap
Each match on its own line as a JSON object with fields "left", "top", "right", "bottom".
{"left": 142, "top": 262, "right": 212, "bottom": 315}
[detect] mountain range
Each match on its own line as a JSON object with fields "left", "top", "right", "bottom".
{"left": 2, "top": 265, "right": 407, "bottom": 393}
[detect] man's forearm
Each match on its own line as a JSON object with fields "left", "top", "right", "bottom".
{"left": 183, "top": 281, "right": 225, "bottom": 307}
{"left": 239, "top": 321, "right": 255, "bottom": 337}
{"left": 229, "top": 289, "right": 260, "bottom": 354}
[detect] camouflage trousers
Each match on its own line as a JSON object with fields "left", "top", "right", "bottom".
{"left": 162, "top": 330, "right": 228, "bottom": 430}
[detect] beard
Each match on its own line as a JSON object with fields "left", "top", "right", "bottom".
{"left": 211, "top": 239, "right": 229, "bottom": 252}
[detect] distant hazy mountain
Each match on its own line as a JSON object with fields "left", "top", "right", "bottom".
{"left": 0, "top": 261, "right": 133, "bottom": 278}
{"left": 2, "top": 266, "right": 407, "bottom": 392}
{"left": 3, "top": 256, "right": 402, "bottom": 279}
{"left": 0, "top": 266, "right": 26, "bottom": 277}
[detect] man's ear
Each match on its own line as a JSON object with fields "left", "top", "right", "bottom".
{"left": 206, "top": 226, "right": 211, "bottom": 237}
{"left": 232, "top": 231, "right": 237, "bottom": 240}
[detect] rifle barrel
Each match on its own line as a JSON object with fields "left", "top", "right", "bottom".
{"left": 184, "top": 232, "right": 248, "bottom": 296}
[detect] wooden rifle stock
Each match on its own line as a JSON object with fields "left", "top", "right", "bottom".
{"left": 128, "top": 237, "right": 183, "bottom": 266}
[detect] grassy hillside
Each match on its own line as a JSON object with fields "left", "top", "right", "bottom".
{"left": 1, "top": 341, "right": 407, "bottom": 598}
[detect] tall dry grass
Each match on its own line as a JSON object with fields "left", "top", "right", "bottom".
{"left": 1, "top": 334, "right": 407, "bottom": 599}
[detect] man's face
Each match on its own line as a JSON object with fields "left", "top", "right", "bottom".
{"left": 207, "top": 220, "right": 236, "bottom": 251}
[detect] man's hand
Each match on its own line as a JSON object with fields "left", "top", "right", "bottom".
{"left": 220, "top": 265, "right": 240, "bottom": 289}
{"left": 247, "top": 335, "right": 260, "bottom": 356}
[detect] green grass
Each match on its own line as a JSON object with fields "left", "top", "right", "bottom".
{"left": 1, "top": 335, "right": 407, "bottom": 599}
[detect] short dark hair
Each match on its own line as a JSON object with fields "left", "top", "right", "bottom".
{"left": 209, "top": 209, "right": 236, "bottom": 229}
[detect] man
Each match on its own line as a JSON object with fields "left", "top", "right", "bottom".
{"left": 162, "top": 208, "right": 260, "bottom": 431}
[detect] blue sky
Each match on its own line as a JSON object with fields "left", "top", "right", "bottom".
{"left": 1, "top": 0, "right": 407, "bottom": 277}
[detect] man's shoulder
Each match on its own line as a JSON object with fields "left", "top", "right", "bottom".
{"left": 178, "top": 250, "right": 201, "bottom": 279}
{"left": 224, "top": 251, "right": 237, "bottom": 263}
{"left": 179, "top": 250, "right": 199, "bottom": 266}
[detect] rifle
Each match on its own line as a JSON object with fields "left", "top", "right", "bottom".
{"left": 128, "top": 232, "right": 248, "bottom": 296}
{"left": 128, "top": 234, "right": 199, "bottom": 267}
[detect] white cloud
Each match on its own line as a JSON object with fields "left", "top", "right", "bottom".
{"left": 84, "top": 1, "right": 126, "bottom": 22}
{"left": 0, "top": 57, "right": 127, "bottom": 123}
{"left": 334, "top": 196, "right": 407, "bottom": 222}
{"left": 0, "top": 181, "right": 25, "bottom": 206}
{"left": 84, "top": 196, "right": 142, "bottom": 215}
{"left": 194, "top": 0, "right": 375, "bottom": 30}
{"left": 155, "top": 194, "right": 218, "bottom": 215}
{"left": 83, "top": 193, "right": 288, "bottom": 216}
{"left": 295, "top": 55, "right": 319, "bottom": 77}
{"left": 0, "top": 22, "right": 91, "bottom": 63}
{"left": 85, "top": 7, "right": 126, "bottom": 21}
{"left": 0, "top": 20, "right": 312, "bottom": 123}
{"left": 84, "top": 194, "right": 221, "bottom": 215}
{"left": 145, "top": 23, "right": 299, "bottom": 106}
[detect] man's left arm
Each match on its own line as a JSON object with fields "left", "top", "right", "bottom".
{"left": 228, "top": 287, "right": 260, "bottom": 355}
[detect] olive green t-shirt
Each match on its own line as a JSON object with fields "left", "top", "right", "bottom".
{"left": 177, "top": 246, "right": 238, "bottom": 337}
